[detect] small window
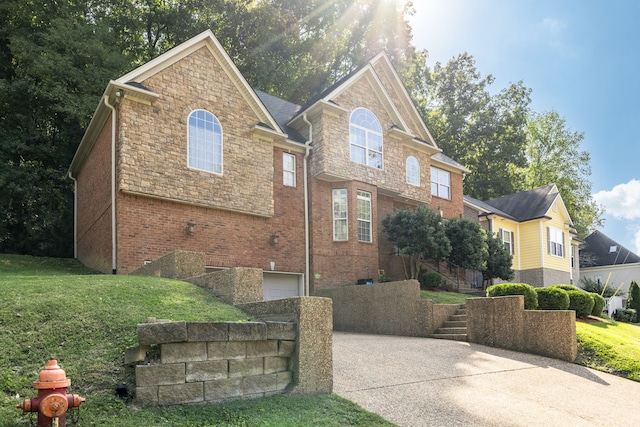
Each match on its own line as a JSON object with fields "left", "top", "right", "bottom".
{"left": 188, "top": 110, "right": 222, "bottom": 174}
{"left": 548, "top": 227, "right": 564, "bottom": 257}
{"left": 406, "top": 156, "right": 420, "bottom": 186}
{"left": 430, "top": 167, "right": 450, "bottom": 199}
{"left": 357, "top": 191, "right": 372, "bottom": 242}
{"left": 350, "top": 108, "right": 383, "bottom": 169}
{"left": 283, "top": 153, "right": 296, "bottom": 187}
{"left": 333, "top": 189, "right": 348, "bottom": 241}
{"left": 500, "top": 229, "right": 514, "bottom": 255}
{"left": 609, "top": 245, "right": 618, "bottom": 253}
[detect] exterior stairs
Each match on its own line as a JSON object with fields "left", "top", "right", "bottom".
{"left": 431, "top": 305, "right": 468, "bottom": 341}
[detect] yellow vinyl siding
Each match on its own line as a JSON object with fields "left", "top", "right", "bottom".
{"left": 491, "top": 217, "right": 519, "bottom": 269}
{"left": 543, "top": 213, "right": 571, "bottom": 273}
{"left": 518, "top": 221, "right": 543, "bottom": 270}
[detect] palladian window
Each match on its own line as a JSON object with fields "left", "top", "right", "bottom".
{"left": 349, "top": 108, "right": 383, "bottom": 169}
{"left": 188, "top": 109, "right": 222, "bottom": 174}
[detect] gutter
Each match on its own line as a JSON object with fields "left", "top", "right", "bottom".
{"left": 301, "top": 113, "right": 312, "bottom": 296}
{"left": 103, "top": 95, "right": 118, "bottom": 274}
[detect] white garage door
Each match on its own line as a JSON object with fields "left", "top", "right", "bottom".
{"left": 263, "top": 272, "right": 302, "bottom": 301}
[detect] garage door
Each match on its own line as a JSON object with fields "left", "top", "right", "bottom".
{"left": 263, "top": 272, "right": 302, "bottom": 301}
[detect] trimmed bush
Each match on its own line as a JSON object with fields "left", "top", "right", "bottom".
{"left": 553, "top": 284, "right": 581, "bottom": 292}
{"left": 420, "top": 271, "right": 442, "bottom": 289}
{"left": 613, "top": 308, "right": 638, "bottom": 323}
{"left": 626, "top": 280, "right": 640, "bottom": 312}
{"left": 566, "top": 290, "right": 595, "bottom": 318}
{"left": 535, "top": 287, "right": 570, "bottom": 310}
{"left": 590, "top": 293, "right": 605, "bottom": 317}
{"left": 486, "top": 283, "right": 538, "bottom": 310}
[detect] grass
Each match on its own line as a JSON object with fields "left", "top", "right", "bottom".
{"left": 576, "top": 319, "right": 640, "bottom": 381}
{"left": 420, "top": 289, "right": 478, "bottom": 305}
{"left": 0, "top": 255, "right": 394, "bottom": 427}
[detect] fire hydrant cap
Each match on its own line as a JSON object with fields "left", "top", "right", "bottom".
{"left": 33, "top": 359, "right": 71, "bottom": 389}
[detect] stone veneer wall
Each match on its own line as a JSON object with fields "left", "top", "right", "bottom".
{"left": 135, "top": 321, "right": 296, "bottom": 405}
{"left": 466, "top": 295, "right": 577, "bottom": 362}
{"left": 186, "top": 268, "right": 263, "bottom": 305}
{"left": 130, "top": 250, "right": 205, "bottom": 280}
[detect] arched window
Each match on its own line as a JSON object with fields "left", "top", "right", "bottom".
{"left": 406, "top": 156, "right": 420, "bottom": 186}
{"left": 349, "top": 108, "right": 383, "bottom": 169}
{"left": 188, "top": 109, "right": 222, "bottom": 174}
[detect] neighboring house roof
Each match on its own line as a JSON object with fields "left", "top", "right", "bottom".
{"left": 431, "top": 152, "right": 471, "bottom": 175}
{"left": 580, "top": 230, "right": 640, "bottom": 267}
{"left": 463, "top": 195, "right": 516, "bottom": 221}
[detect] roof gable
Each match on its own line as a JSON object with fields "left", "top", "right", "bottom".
{"left": 484, "top": 184, "right": 560, "bottom": 222}
{"left": 581, "top": 230, "right": 640, "bottom": 267}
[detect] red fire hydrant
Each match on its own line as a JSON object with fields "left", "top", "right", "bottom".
{"left": 16, "top": 358, "right": 85, "bottom": 427}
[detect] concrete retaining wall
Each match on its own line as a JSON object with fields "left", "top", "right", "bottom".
{"left": 466, "top": 296, "right": 577, "bottom": 362}
{"left": 186, "top": 268, "right": 264, "bottom": 305}
{"left": 316, "top": 280, "right": 455, "bottom": 336}
{"left": 135, "top": 321, "right": 296, "bottom": 405}
{"left": 130, "top": 250, "right": 205, "bottom": 280}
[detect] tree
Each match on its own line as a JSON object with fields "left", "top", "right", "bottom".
{"left": 626, "top": 280, "right": 640, "bottom": 312}
{"left": 481, "top": 230, "right": 514, "bottom": 288}
{"left": 424, "top": 53, "right": 531, "bottom": 200}
{"left": 444, "top": 217, "right": 487, "bottom": 270}
{"left": 381, "top": 205, "right": 451, "bottom": 279}
{"left": 516, "top": 110, "right": 603, "bottom": 238}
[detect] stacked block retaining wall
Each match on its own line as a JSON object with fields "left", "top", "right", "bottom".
{"left": 135, "top": 321, "right": 296, "bottom": 405}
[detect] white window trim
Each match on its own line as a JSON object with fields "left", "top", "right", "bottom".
{"left": 500, "top": 229, "right": 514, "bottom": 255}
{"left": 430, "top": 167, "right": 450, "bottom": 199}
{"left": 187, "top": 109, "right": 223, "bottom": 175}
{"left": 357, "top": 190, "right": 372, "bottom": 242}
{"left": 283, "top": 152, "right": 296, "bottom": 187}
{"left": 406, "top": 156, "right": 420, "bottom": 186}
{"left": 349, "top": 108, "right": 383, "bottom": 170}
{"left": 332, "top": 189, "right": 348, "bottom": 241}
{"left": 548, "top": 226, "right": 565, "bottom": 258}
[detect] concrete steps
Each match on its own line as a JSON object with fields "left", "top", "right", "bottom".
{"left": 431, "top": 305, "right": 468, "bottom": 342}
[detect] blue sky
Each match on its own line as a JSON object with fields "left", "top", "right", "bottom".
{"left": 409, "top": 0, "right": 640, "bottom": 253}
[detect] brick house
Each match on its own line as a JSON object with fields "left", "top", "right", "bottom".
{"left": 69, "top": 30, "right": 469, "bottom": 298}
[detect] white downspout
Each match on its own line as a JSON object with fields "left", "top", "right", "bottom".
{"left": 302, "top": 113, "right": 312, "bottom": 296}
{"left": 67, "top": 171, "right": 77, "bottom": 258}
{"left": 103, "top": 95, "right": 118, "bottom": 274}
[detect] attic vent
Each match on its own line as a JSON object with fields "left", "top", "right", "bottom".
{"left": 609, "top": 245, "right": 618, "bottom": 253}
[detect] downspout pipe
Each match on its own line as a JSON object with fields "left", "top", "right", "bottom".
{"left": 301, "top": 113, "right": 312, "bottom": 296}
{"left": 103, "top": 95, "right": 118, "bottom": 274}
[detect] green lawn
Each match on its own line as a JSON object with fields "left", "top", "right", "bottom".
{"left": 576, "top": 320, "right": 640, "bottom": 381}
{"left": 420, "top": 289, "right": 478, "bottom": 304}
{"left": 0, "top": 255, "right": 394, "bottom": 427}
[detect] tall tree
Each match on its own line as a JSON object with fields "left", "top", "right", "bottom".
{"left": 382, "top": 205, "right": 451, "bottom": 279}
{"left": 517, "top": 110, "right": 603, "bottom": 238}
{"left": 424, "top": 53, "right": 531, "bottom": 200}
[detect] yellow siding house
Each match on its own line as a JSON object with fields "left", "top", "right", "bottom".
{"left": 464, "top": 184, "right": 580, "bottom": 287}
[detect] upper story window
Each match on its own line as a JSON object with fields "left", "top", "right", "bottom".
{"left": 500, "top": 229, "right": 514, "bottom": 255}
{"left": 283, "top": 152, "right": 296, "bottom": 187}
{"left": 188, "top": 109, "right": 222, "bottom": 174}
{"left": 357, "top": 190, "right": 372, "bottom": 242}
{"left": 349, "top": 108, "right": 383, "bottom": 169}
{"left": 548, "top": 226, "right": 565, "bottom": 257}
{"left": 332, "top": 189, "right": 348, "bottom": 241}
{"left": 430, "top": 167, "right": 450, "bottom": 199}
{"left": 406, "top": 156, "right": 420, "bottom": 186}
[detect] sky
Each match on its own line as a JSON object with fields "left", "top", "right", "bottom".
{"left": 408, "top": 0, "right": 640, "bottom": 253}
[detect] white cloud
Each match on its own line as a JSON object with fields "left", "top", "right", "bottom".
{"left": 593, "top": 179, "right": 640, "bottom": 220}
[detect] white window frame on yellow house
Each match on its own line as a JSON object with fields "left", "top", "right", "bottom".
{"left": 500, "top": 229, "right": 515, "bottom": 255}
{"left": 548, "top": 226, "right": 565, "bottom": 257}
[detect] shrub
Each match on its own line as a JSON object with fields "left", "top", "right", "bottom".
{"left": 613, "top": 308, "right": 638, "bottom": 323}
{"left": 590, "top": 293, "right": 605, "bottom": 317}
{"left": 420, "top": 271, "right": 442, "bottom": 289}
{"left": 553, "top": 284, "right": 581, "bottom": 292}
{"left": 486, "top": 283, "right": 538, "bottom": 310}
{"left": 535, "top": 287, "right": 570, "bottom": 310}
{"left": 566, "top": 290, "right": 595, "bottom": 318}
{"left": 626, "top": 280, "right": 640, "bottom": 312}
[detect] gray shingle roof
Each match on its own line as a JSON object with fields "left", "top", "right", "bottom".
{"left": 483, "top": 184, "right": 558, "bottom": 222}
{"left": 254, "top": 90, "right": 306, "bottom": 143}
{"left": 580, "top": 230, "right": 640, "bottom": 267}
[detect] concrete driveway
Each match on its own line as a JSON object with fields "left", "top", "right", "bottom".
{"left": 333, "top": 332, "right": 640, "bottom": 427}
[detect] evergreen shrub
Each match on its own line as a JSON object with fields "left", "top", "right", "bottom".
{"left": 535, "top": 287, "right": 570, "bottom": 310}
{"left": 566, "top": 290, "right": 595, "bottom": 318}
{"left": 626, "top": 280, "right": 640, "bottom": 312}
{"left": 553, "top": 284, "right": 581, "bottom": 292}
{"left": 486, "top": 283, "right": 538, "bottom": 310}
{"left": 613, "top": 308, "right": 638, "bottom": 323}
{"left": 420, "top": 271, "right": 442, "bottom": 289}
{"left": 590, "top": 293, "right": 605, "bottom": 317}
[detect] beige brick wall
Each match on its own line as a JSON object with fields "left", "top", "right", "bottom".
{"left": 117, "top": 46, "right": 274, "bottom": 217}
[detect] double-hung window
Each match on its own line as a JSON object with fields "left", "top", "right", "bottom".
{"left": 500, "top": 229, "right": 514, "bottom": 255}
{"left": 406, "top": 156, "right": 420, "bottom": 186}
{"left": 188, "top": 110, "right": 222, "bottom": 174}
{"left": 357, "top": 191, "right": 372, "bottom": 242}
{"left": 350, "top": 108, "right": 383, "bottom": 169}
{"left": 548, "top": 227, "right": 564, "bottom": 257}
{"left": 333, "top": 189, "right": 348, "bottom": 241}
{"left": 430, "top": 167, "right": 450, "bottom": 199}
{"left": 283, "top": 153, "right": 296, "bottom": 187}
